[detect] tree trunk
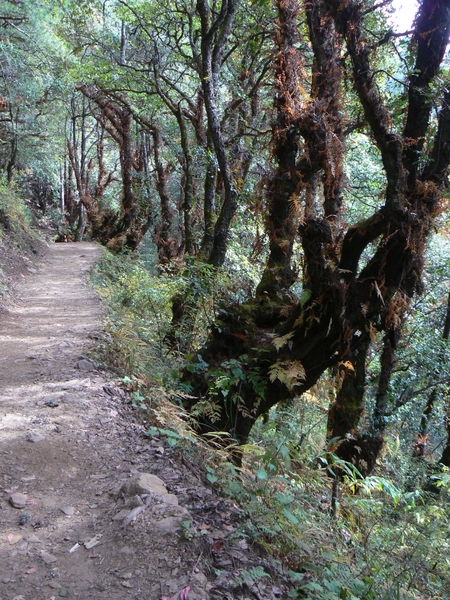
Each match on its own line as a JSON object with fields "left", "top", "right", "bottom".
{"left": 150, "top": 126, "right": 181, "bottom": 264}
{"left": 6, "top": 107, "right": 18, "bottom": 183}
{"left": 77, "top": 84, "right": 150, "bottom": 251}
{"left": 75, "top": 204, "right": 87, "bottom": 242}
{"left": 436, "top": 293, "right": 450, "bottom": 464}
{"left": 177, "top": 109, "right": 195, "bottom": 256}
{"left": 60, "top": 163, "right": 65, "bottom": 214}
{"left": 256, "top": 0, "right": 302, "bottom": 296}
{"left": 198, "top": 136, "right": 217, "bottom": 261}
{"left": 197, "top": 0, "right": 239, "bottom": 267}
{"left": 182, "top": 0, "right": 450, "bottom": 466}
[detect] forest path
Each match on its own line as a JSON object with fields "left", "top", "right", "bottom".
{"left": 0, "top": 242, "right": 230, "bottom": 600}
{"left": 0, "top": 242, "right": 287, "bottom": 600}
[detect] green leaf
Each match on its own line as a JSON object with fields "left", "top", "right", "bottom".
{"left": 275, "top": 493, "right": 294, "bottom": 505}
{"left": 299, "top": 288, "right": 312, "bottom": 307}
{"left": 256, "top": 467, "right": 268, "bottom": 480}
{"left": 282, "top": 508, "right": 299, "bottom": 524}
{"left": 279, "top": 444, "right": 291, "bottom": 470}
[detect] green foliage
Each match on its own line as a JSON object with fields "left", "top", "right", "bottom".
{"left": 0, "top": 1, "right": 70, "bottom": 183}
{"left": 0, "top": 179, "right": 44, "bottom": 298}
{"left": 232, "top": 566, "right": 270, "bottom": 587}
{"left": 344, "top": 133, "right": 385, "bottom": 224}
{"left": 90, "top": 249, "right": 181, "bottom": 379}
{"left": 361, "top": 232, "right": 450, "bottom": 465}
{"left": 0, "top": 179, "right": 34, "bottom": 231}
{"left": 186, "top": 408, "right": 450, "bottom": 600}
{"left": 186, "top": 353, "right": 267, "bottom": 433}
{"left": 145, "top": 425, "right": 184, "bottom": 446}
{"left": 69, "top": 3, "right": 450, "bottom": 598}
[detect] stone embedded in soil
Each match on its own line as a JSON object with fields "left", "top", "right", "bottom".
{"left": 41, "top": 551, "right": 58, "bottom": 564}
{"left": 26, "top": 431, "right": 45, "bottom": 443}
{"left": 9, "top": 492, "right": 27, "bottom": 509}
{"left": 153, "top": 516, "right": 186, "bottom": 535}
{"left": 7, "top": 533, "right": 23, "bottom": 544}
{"left": 124, "top": 494, "right": 144, "bottom": 509}
{"left": 48, "top": 581, "right": 61, "bottom": 589}
{"left": 163, "top": 494, "right": 179, "bottom": 506}
{"left": 84, "top": 534, "right": 102, "bottom": 549}
{"left": 113, "top": 509, "right": 132, "bottom": 521}
{"left": 45, "top": 399, "right": 60, "bottom": 407}
{"left": 77, "top": 359, "right": 95, "bottom": 371}
{"left": 60, "top": 506, "right": 75, "bottom": 516}
{"left": 119, "top": 472, "right": 168, "bottom": 497}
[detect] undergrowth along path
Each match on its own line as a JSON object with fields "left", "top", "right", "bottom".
{"left": 0, "top": 242, "right": 288, "bottom": 600}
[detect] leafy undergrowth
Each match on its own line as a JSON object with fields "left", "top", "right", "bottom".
{"left": 90, "top": 250, "right": 450, "bottom": 600}
{"left": 234, "top": 427, "right": 450, "bottom": 600}
{"left": 0, "top": 179, "right": 47, "bottom": 301}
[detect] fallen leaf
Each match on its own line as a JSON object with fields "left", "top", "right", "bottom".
{"left": 25, "top": 567, "right": 37, "bottom": 574}
{"left": 84, "top": 534, "right": 102, "bottom": 549}
{"left": 180, "top": 588, "right": 191, "bottom": 600}
{"left": 340, "top": 360, "right": 355, "bottom": 372}
{"left": 7, "top": 533, "right": 23, "bottom": 545}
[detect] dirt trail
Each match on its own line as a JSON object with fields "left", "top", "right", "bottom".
{"left": 0, "top": 242, "right": 287, "bottom": 600}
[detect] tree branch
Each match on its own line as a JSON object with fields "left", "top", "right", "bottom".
{"left": 325, "top": 0, "right": 404, "bottom": 212}
{"left": 403, "top": 0, "right": 450, "bottom": 185}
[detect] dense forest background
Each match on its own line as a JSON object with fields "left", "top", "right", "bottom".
{"left": 2, "top": 0, "right": 450, "bottom": 597}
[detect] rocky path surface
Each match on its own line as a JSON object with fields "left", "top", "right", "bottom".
{"left": 0, "top": 242, "right": 288, "bottom": 600}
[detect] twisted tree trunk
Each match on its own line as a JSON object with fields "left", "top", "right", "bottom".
{"left": 183, "top": 0, "right": 450, "bottom": 474}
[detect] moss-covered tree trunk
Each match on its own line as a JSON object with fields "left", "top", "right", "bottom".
{"left": 255, "top": 0, "right": 302, "bottom": 296}
{"left": 78, "top": 85, "right": 150, "bottom": 251}
{"left": 66, "top": 95, "right": 96, "bottom": 240}
{"left": 149, "top": 126, "right": 182, "bottom": 264}
{"left": 183, "top": 0, "right": 450, "bottom": 473}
